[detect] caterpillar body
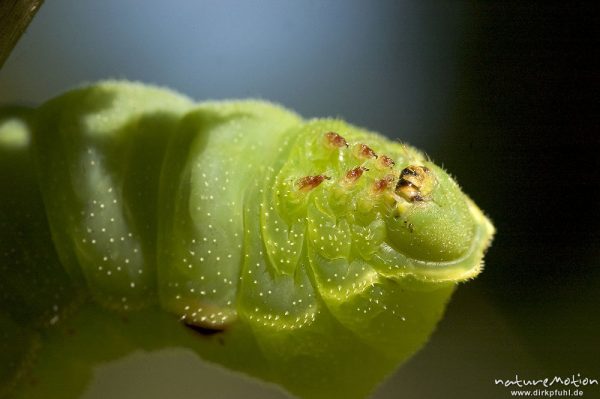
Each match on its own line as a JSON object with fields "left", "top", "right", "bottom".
{"left": 0, "top": 81, "right": 494, "bottom": 399}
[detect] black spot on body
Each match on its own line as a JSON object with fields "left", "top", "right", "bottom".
{"left": 400, "top": 167, "right": 418, "bottom": 177}
{"left": 184, "top": 321, "right": 225, "bottom": 336}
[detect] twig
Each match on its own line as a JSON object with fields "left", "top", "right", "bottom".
{"left": 0, "top": 0, "right": 44, "bottom": 68}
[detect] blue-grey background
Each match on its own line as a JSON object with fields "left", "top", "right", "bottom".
{"left": 0, "top": 0, "right": 465, "bottom": 150}
{"left": 1, "top": 1, "right": 598, "bottom": 398}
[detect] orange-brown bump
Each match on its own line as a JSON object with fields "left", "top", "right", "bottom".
{"left": 372, "top": 174, "right": 395, "bottom": 194}
{"left": 296, "top": 175, "right": 330, "bottom": 192}
{"left": 344, "top": 166, "right": 368, "bottom": 184}
{"left": 378, "top": 155, "right": 395, "bottom": 168}
{"left": 324, "top": 132, "right": 348, "bottom": 148}
{"left": 354, "top": 143, "right": 378, "bottom": 159}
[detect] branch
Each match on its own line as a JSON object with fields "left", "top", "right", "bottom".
{"left": 0, "top": 0, "right": 44, "bottom": 68}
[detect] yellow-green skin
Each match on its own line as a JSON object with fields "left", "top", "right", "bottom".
{"left": 0, "top": 81, "right": 494, "bottom": 399}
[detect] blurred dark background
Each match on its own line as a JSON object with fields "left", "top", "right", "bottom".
{"left": 1, "top": 1, "right": 598, "bottom": 398}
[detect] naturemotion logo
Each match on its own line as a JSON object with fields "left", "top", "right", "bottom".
{"left": 494, "top": 374, "right": 598, "bottom": 397}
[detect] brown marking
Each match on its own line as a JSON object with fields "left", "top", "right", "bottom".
{"left": 396, "top": 186, "right": 420, "bottom": 202}
{"left": 184, "top": 321, "right": 225, "bottom": 336}
{"left": 344, "top": 166, "right": 368, "bottom": 183}
{"left": 378, "top": 155, "right": 395, "bottom": 168}
{"left": 296, "top": 175, "right": 330, "bottom": 192}
{"left": 396, "top": 165, "right": 433, "bottom": 202}
{"left": 403, "top": 220, "right": 415, "bottom": 233}
{"left": 400, "top": 167, "right": 419, "bottom": 177}
{"left": 324, "top": 131, "right": 348, "bottom": 148}
{"left": 372, "top": 174, "right": 395, "bottom": 193}
{"left": 355, "top": 143, "right": 377, "bottom": 159}
{"left": 395, "top": 179, "right": 418, "bottom": 190}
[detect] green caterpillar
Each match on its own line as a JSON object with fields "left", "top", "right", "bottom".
{"left": 0, "top": 81, "right": 494, "bottom": 399}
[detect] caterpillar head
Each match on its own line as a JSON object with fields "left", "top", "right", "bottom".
{"left": 271, "top": 119, "right": 495, "bottom": 285}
